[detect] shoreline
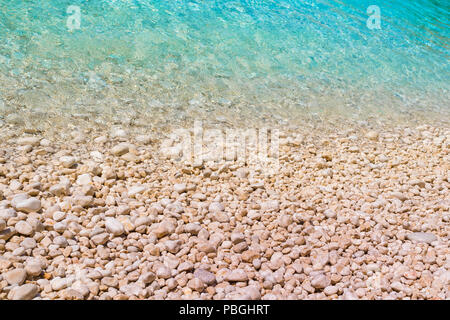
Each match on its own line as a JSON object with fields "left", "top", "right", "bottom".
{"left": 0, "top": 117, "right": 449, "bottom": 300}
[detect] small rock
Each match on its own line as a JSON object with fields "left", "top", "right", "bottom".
{"left": 261, "top": 200, "right": 280, "bottom": 213}
{"left": 51, "top": 277, "right": 69, "bottom": 291}
{"left": 241, "top": 250, "right": 259, "bottom": 263}
{"left": 72, "top": 195, "right": 93, "bottom": 208}
{"left": 0, "top": 227, "right": 16, "bottom": 241}
{"left": 366, "top": 131, "right": 379, "bottom": 141}
{"left": 237, "top": 285, "right": 261, "bottom": 300}
{"left": 324, "top": 285, "right": 338, "bottom": 296}
{"left": 156, "top": 265, "right": 171, "bottom": 279}
{"left": 53, "top": 235, "right": 68, "bottom": 247}
{"left": 111, "top": 128, "right": 128, "bottom": 138}
{"left": 209, "top": 202, "right": 225, "bottom": 213}
{"left": 122, "top": 153, "right": 138, "bottom": 162}
{"left": 192, "top": 193, "right": 207, "bottom": 201}
{"left": 391, "top": 281, "right": 404, "bottom": 292}
{"left": 391, "top": 192, "right": 408, "bottom": 202}
{"left": 225, "top": 269, "right": 248, "bottom": 282}
{"left": 173, "top": 183, "right": 187, "bottom": 194}
{"left": 197, "top": 241, "right": 216, "bottom": 254}
{"left": 194, "top": 269, "right": 216, "bottom": 286}
{"left": 311, "top": 274, "right": 330, "bottom": 289}
{"left": 76, "top": 173, "right": 92, "bottom": 185}
{"left": 62, "top": 288, "right": 84, "bottom": 300}
{"left": 184, "top": 223, "right": 202, "bottom": 235}
{"left": 15, "top": 221, "right": 34, "bottom": 236}
{"left": 49, "top": 184, "right": 69, "bottom": 196}
{"left": 105, "top": 218, "right": 125, "bottom": 236}
{"left": 410, "top": 179, "right": 425, "bottom": 188}
{"left": 17, "top": 137, "right": 40, "bottom": 146}
{"left": 15, "top": 198, "right": 41, "bottom": 213}
{"left": 230, "top": 232, "right": 245, "bottom": 245}
{"left": 120, "top": 284, "right": 142, "bottom": 297}
{"left": 20, "top": 238, "right": 37, "bottom": 249}
{"left": 128, "top": 185, "right": 146, "bottom": 197}
{"left": 136, "top": 135, "right": 153, "bottom": 145}
{"left": 139, "top": 272, "right": 156, "bottom": 285}
{"left": 11, "top": 284, "right": 38, "bottom": 300}
{"left": 134, "top": 216, "right": 152, "bottom": 228}
{"left": 187, "top": 278, "right": 204, "bottom": 292}
{"left": 91, "top": 233, "right": 109, "bottom": 245}
{"left": 406, "top": 232, "right": 437, "bottom": 244}
{"left": 4, "top": 268, "right": 27, "bottom": 285}
{"left": 11, "top": 193, "right": 29, "bottom": 208}
{"left": 165, "top": 240, "right": 182, "bottom": 254}
{"left": 94, "top": 136, "right": 108, "bottom": 144}
{"left": 59, "top": 156, "right": 77, "bottom": 168}
{"left": 111, "top": 143, "right": 129, "bottom": 156}
{"left": 154, "top": 221, "right": 175, "bottom": 238}
{"left": 25, "top": 260, "right": 42, "bottom": 277}
{"left": 324, "top": 209, "right": 336, "bottom": 219}
{"left": 342, "top": 289, "right": 358, "bottom": 300}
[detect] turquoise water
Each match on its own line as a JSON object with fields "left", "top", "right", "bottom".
{"left": 0, "top": 0, "right": 449, "bottom": 128}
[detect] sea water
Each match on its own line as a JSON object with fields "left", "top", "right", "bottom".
{"left": 0, "top": 0, "right": 448, "bottom": 131}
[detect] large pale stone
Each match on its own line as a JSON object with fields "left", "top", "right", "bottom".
{"left": 59, "top": 156, "right": 77, "bottom": 168}
{"left": 15, "top": 221, "right": 34, "bottom": 236}
{"left": 4, "top": 268, "right": 27, "bottom": 285}
{"left": 105, "top": 218, "right": 125, "bottom": 236}
{"left": 406, "top": 232, "right": 437, "bottom": 244}
{"left": 11, "top": 284, "right": 38, "bottom": 300}
{"left": 15, "top": 198, "right": 41, "bottom": 213}
{"left": 111, "top": 143, "right": 129, "bottom": 156}
{"left": 225, "top": 269, "right": 248, "bottom": 282}
{"left": 17, "top": 137, "right": 40, "bottom": 146}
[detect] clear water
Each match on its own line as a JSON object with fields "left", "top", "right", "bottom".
{"left": 0, "top": 0, "right": 449, "bottom": 130}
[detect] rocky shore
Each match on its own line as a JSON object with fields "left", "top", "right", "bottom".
{"left": 0, "top": 120, "right": 448, "bottom": 300}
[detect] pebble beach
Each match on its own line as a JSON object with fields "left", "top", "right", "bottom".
{"left": 1, "top": 0, "right": 449, "bottom": 301}
{"left": 0, "top": 115, "right": 448, "bottom": 300}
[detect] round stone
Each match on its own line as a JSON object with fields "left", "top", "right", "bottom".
{"left": 105, "top": 218, "right": 125, "bottom": 236}
{"left": 25, "top": 260, "right": 43, "bottom": 277}
{"left": 15, "top": 221, "right": 34, "bottom": 236}
{"left": 4, "top": 268, "right": 27, "bottom": 285}
{"left": 11, "top": 284, "right": 39, "bottom": 300}
{"left": 194, "top": 269, "right": 216, "bottom": 286}
{"left": 20, "top": 237, "right": 37, "bottom": 249}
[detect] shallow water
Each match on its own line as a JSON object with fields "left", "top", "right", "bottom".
{"left": 0, "top": 0, "right": 449, "bottom": 132}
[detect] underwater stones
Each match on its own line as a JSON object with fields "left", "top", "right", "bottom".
{"left": 366, "top": 131, "right": 379, "bottom": 141}
{"left": 17, "top": 136, "right": 40, "bottom": 147}
{"left": 111, "top": 143, "right": 129, "bottom": 156}
{"left": 136, "top": 135, "right": 153, "bottom": 145}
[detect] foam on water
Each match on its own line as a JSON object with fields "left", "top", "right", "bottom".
{"left": 0, "top": 0, "right": 449, "bottom": 132}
